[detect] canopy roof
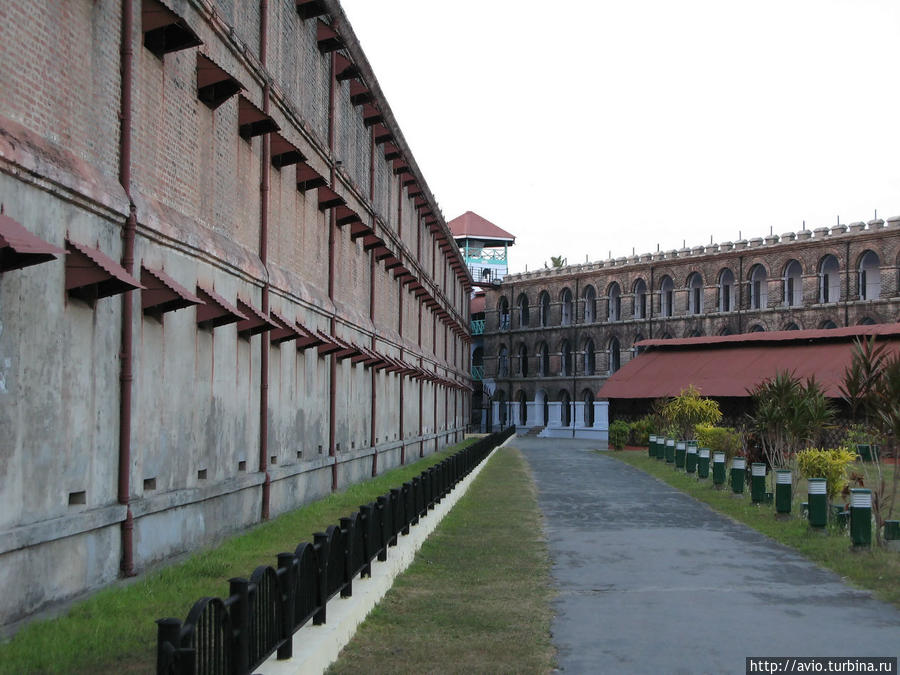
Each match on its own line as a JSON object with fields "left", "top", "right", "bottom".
{"left": 599, "top": 324, "right": 900, "bottom": 400}
{"left": 448, "top": 211, "right": 515, "bottom": 245}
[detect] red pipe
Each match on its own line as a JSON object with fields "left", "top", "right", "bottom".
{"left": 259, "top": 0, "right": 271, "bottom": 519}
{"left": 117, "top": 0, "right": 136, "bottom": 578}
{"left": 328, "top": 49, "right": 338, "bottom": 490}
{"left": 369, "top": 128, "right": 377, "bottom": 476}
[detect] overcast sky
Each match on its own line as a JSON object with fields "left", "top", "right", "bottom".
{"left": 341, "top": 0, "right": 900, "bottom": 274}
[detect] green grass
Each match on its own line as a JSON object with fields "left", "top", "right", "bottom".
{"left": 327, "top": 445, "right": 555, "bottom": 675}
{"left": 0, "top": 440, "right": 475, "bottom": 675}
{"left": 610, "top": 451, "right": 900, "bottom": 609}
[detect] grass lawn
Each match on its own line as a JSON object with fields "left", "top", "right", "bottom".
{"left": 610, "top": 451, "right": 900, "bottom": 609}
{"left": 0, "top": 440, "right": 475, "bottom": 675}
{"left": 327, "top": 446, "right": 555, "bottom": 675}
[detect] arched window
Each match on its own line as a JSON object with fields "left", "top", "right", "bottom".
{"left": 820, "top": 319, "right": 838, "bottom": 330}
{"left": 783, "top": 260, "right": 802, "bottom": 307}
{"left": 688, "top": 328, "right": 703, "bottom": 337}
{"left": 497, "top": 345, "right": 509, "bottom": 377}
{"left": 559, "top": 390, "right": 572, "bottom": 426}
{"left": 517, "top": 390, "right": 528, "bottom": 426}
{"left": 560, "top": 288, "right": 574, "bottom": 325}
{"left": 498, "top": 297, "right": 510, "bottom": 330}
{"left": 608, "top": 336, "right": 621, "bottom": 374}
{"left": 583, "top": 339, "right": 596, "bottom": 375}
{"left": 718, "top": 269, "right": 736, "bottom": 312}
{"left": 518, "top": 343, "right": 528, "bottom": 377}
{"left": 608, "top": 282, "right": 622, "bottom": 321}
{"left": 537, "top": 342, "right": 549, "bottom": 376}
{"left": 633, "top": 279, "right": 647, "bottom": 319}
{"left": 859, "top": 250, "right": 881, "bottom": 300}
{"left": 784, "top": 322, "right": 800, "bottom": 331}
{"left": 819, "top": 255, "right": 840, "bottom": 303}
{"left": 583, "top": 285, "right": 596, "bottom": 323}
{"left": 659, "top": 276, "right": 674, "bottom": 317}
{"left": 718, "top": 325, "right": 734, "bottom": 336}
{"left": 750, "top": 265, "right": 768, "bottom": 309}
{"left": 749, "top": 324, "right": 765, "bottom": 333}
{"left": 632, "top": 334, "right": 644, "bottom": 359}
{"left": 560, "top": 340, "right": 572, "bottom": 376}
{"left": 517, "top": 293, "right": 530, "bottom": 328}
{"left": 539, "top": 291, "right": 551, "bottom": 327}
{"left": 583, "top": 389, "right": 595, "bottom": 427}
{"left": 858, "top": 316, "right": 876, "bottom": 326}
{"left": 687, "top": 272, "right": 704, "bottom": 314}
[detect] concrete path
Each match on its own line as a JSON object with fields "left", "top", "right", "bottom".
{"left": 514, "top": 438, "right": 900, "bottom": 675}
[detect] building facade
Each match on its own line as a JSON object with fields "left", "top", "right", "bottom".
{"left": 482, "top": 220, "right": 900, "bottom": 438}
{"left": 0, "top": 0, "right": 472, "bottom": 626}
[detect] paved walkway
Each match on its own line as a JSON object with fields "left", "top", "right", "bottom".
{"left": 514, "top": 438, "right": 900, "bottom": 674}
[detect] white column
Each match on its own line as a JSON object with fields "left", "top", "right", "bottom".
{"left": 547, "top": 401, "right": 562, "bottom": 427}
{"left": 510, "top": 401, "right": 522, "bottom": 427}
{"left": 526, "top": 401, "right": 541, "bottom": 427}
{"left": 573, "top": 401, "right": 586, "bottom": 427}
{"left": 491, "top": 401, "right": 500, "bottom": 431}
{"left": 593, "top": 401, "right": 609, "bottom": 429}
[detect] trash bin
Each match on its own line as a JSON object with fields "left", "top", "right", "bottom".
{"left": 730, "top": 457, "right": 746, "bottom": 494}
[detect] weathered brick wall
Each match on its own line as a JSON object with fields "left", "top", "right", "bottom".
{"left": 0, "top": 0, "right": 470, "bottom": 626}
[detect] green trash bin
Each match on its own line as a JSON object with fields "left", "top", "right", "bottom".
{"left": 685, "top": 445, "right": 697, "bottom": 473}
{"left": 751, "top": 463, "right": 767, "bottom": 503}
{"left": 807, "top": 478, "right": 827, "bottom": 528}
{"left": 655, "top": 436, "right": 666, "bottom": 460}
{"left": 885, "top": 520, "right": 900, "bottom": 540}
{"left": 697, "top": 448, "right": 710, "bottom": 479}
{"left": 730, "top": 457, "right": 746, "bottom": 494}
{"left": 665, "top": 439, "right": 675, "bottom": 464}
{"left": 675, "top": 441, "right": 686, "bottom": 469}
{"left": 850, "top": 488, "right": 872, "bottom": 548}
{"left": 712, "top": 451, "right": 726, "bottom": 488}
{"left": 775, "top": 469, "right": 792, "bottom": 515}
{"left": 648, "top": 434, "right": 657, "bottom": 458}
{"left": 856, "top": 443, "right": 880, "bottom": 462}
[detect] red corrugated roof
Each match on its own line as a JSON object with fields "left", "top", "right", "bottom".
{"left": 448, "top": 211, "right": 515, "bottom": 242}
{"left": 601, "top": 325, "right": 900, "bottom": 399}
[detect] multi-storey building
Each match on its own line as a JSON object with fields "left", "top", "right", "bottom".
{"left": 482, "top": 220, "right": 900, "bottom": 438}
{"left": 0, "top": 0, "right": 472, "bottom": 626}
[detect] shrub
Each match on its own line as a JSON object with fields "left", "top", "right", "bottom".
{"left": 629, "top": 416, "right": 654, "bottom": 446}
{"left": 609, "top": 420, "right": 630, "bottom": 450}
{"left": 695, "top": 424, "right": 742, "bottom": 461}
{"left": 796, "top": 447, "right": 859, "bottom": 502}
{"left": 661, "top": 385, "right": 722, "bottom": 439}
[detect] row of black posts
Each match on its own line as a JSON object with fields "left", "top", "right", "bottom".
{"left": 156, "top": 426, "right": 515, "bottom": 675}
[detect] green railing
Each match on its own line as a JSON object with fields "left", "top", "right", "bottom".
{"left": 471, "top": 365, "right": 484, "bottom": 381}
{"left": 470, "top": 319, "right": 485, "bottom": 335}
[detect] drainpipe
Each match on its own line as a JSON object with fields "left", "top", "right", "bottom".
{"left": 369, "top": 128, "right": 377, "bottom": 476}
{"left": 572, "top": 275, "right": 579, "bottom": 438}
{"left": 844, "top": 240, "right": 851, "bottom": 326}
{"left": 649, "top": 266, "right": 655, "bottom": 339}
{"left": 738, "top": 255, "right": 744, "bottom": 333}
{"left": 327, "top": 49, "right": 337, "bottom": 491}
{"left": 258, "top": 0, "right": 271, "bottom": 519}
{"left": 117, "top": 0, "right": 136, "bottom": 578}
{"left": 397, "top": 178, "right": 404, "bottom": 464}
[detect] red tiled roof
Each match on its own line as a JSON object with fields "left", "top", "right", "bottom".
{"left": 601, "top": 324, "right": 900, "bottom": 400}
{"left": 448, "top": 211, "right": 515, "bottom": 243}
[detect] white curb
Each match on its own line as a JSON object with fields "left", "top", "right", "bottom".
{"left": 258, "top": 438, "right": 511, "bottom": 675}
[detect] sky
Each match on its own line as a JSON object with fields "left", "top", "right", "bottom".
{"left": 340, "top": 0, "right": 900, "bottom": 274}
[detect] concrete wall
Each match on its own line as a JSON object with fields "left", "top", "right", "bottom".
{"left": 0, "top": 0, "right": 470, "bottom": 627}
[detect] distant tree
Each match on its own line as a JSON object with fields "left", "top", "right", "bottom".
{"left": 544, "top": 255, "right": 567, "bottom": 269}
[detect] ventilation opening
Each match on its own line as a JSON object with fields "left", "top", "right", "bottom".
{"left": 351, "top": 441, "right": 355, "bottom": 449}
{"left": 318, "top": 445, "right": 323, "bottom": 455}
{"left": 197, "top": 469, "right": 207, "bottom": 480}
{"left": 270, "top": 455, "right": 277, "bottom": 465}
{"left": 297, "top": 450, "right": 302, "bottom": 459}
{"left": 238, "top": 460, "right": 247, "bottom": 472}
{"left": 336, "top": 443, "right": 341, "bottom": 452}
{"left": 68, "top": 491, "right": 86, "bottom": 506}
{"left": 143, "top": 478, "right": 157, "bottom": 491}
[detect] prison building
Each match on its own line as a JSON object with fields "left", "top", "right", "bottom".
{"left": 481, "top": 221, "right": 900, "bottom": 438}
{"left": 0, "top": 0, "right": 472, "bottom": 627}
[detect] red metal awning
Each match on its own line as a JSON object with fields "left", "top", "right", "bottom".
{"left": 236, "top": 299, "right": 277, "bottom": 336}
{"left": 295, "top": 319, "right": 326, "bottom": 350}
{"left": 270, "top": 133, "right": 306, "bottom": 169}
{"left": 599, "top": 334, "right": 900, "bottom": 400}
{"left": 296, "top": 0, "right": 327, "bottom": 20}
{"left": 317, "top": 186, "right": 345, "bottom": 211}
{"left": 316, "top": 330, "right": 342, "bottom": 356}
{"left": 142, "top": 0, "right": 202, "bottom": 58}
{"left": 296, "top": 162, "right": 328, "bottom": 192}
{"left": 334, "top": 205, "right": 361, "bottom": 227}
{"left": 0, "top": 214, "right": 66, "bottom": 272}
{"left": 334, "top": 53, "right": 359, "bottom": 82}
{"left": 269, "top": 309, "right": 303, "bottom": 345}
{"left": 349, "top": 80, "right": 373, "bottom": 106}
{"left": 238, "top": 96, "right": 279, "bottom": 140}
{"left": 349, "top": 221, "right": 372, "bottom": 240}
{"left": 141, "top": 265, "right": 203, "bottom": 316}
{"left": 196, "top": 53, "right": 242, "bottom": 109}
{"left": 196, "top": 285, "right": 248, "bottom": 328}
{"left": 316, "top": 20, "right": 343, "bottom": 53}
{"left": 65, "top": 239, "right": 142, "bottom": 302}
